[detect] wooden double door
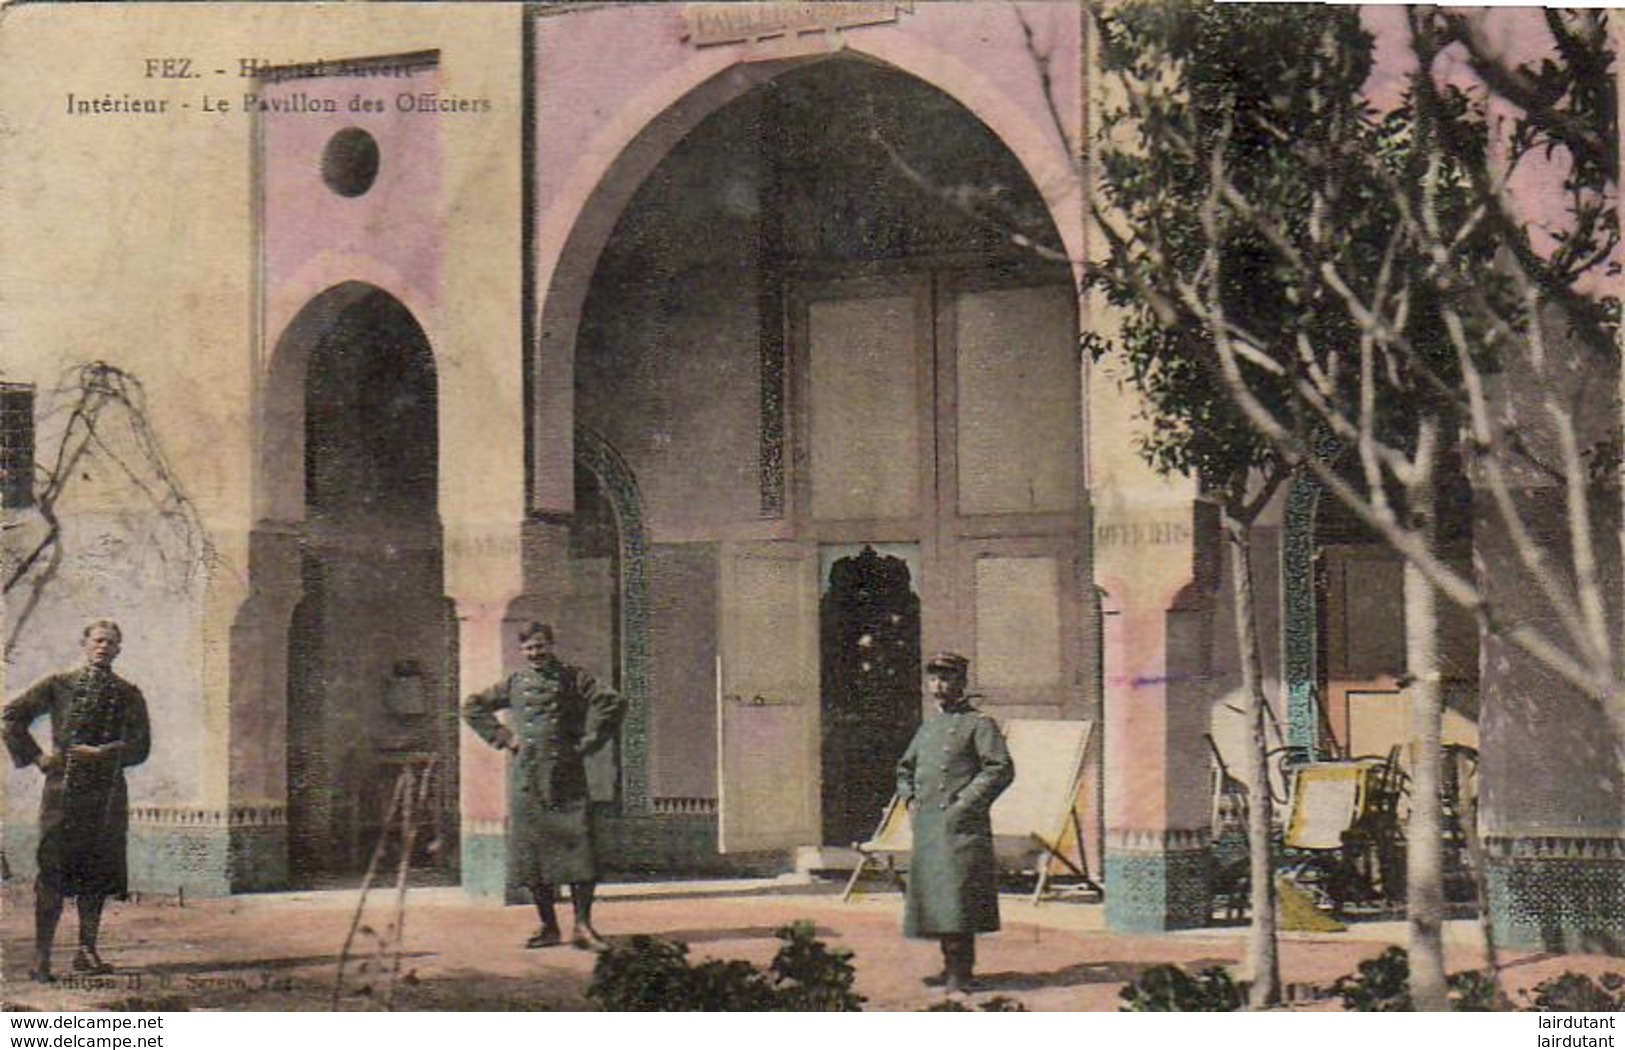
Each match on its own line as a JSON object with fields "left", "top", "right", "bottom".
{"left": 718, "top": 272, "right": 1090, "bottom": 853}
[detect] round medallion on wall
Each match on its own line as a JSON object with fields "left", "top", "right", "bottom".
{"left": 321, "top": 127, "right": 381, "bottom": 198}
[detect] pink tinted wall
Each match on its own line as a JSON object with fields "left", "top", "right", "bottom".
{"left": 260, "top": 59, "right": 444, "bottom": 349}
{"left": 244, "top": 59, "right": 447, "bottom": 801}
{"left": 530, "top": 2, "right": 1085, "bottom": 513}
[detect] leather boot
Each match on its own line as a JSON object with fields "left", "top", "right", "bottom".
{"left": 72, "top": 895, "right": 112, "bottom": 974}
{"left": 569, "top": 881, "right": 607, "bottom": 950}
{"left": 32, "top": 885, "right": 62, "bottom": 982}
{"left": 525, "top": 883, "right": 562, "bottom": 948}
{"left": 942, "top": 934, "right": 975, "bottom": 997}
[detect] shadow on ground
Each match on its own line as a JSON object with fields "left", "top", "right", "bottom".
{"left": 640, "top": 924, "right": 840, "bottom": 946}
{"left": 972, "top": 953, "right": 1237, "bottom": 994}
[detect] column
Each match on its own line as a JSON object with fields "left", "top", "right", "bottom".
{"left": 1097, "top": 499, "right": 1222, "bottom": 931}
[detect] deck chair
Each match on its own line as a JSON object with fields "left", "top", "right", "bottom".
{"left": 992, "top": 719, "right": 1100, "bottom": 904}
{"left": 1281, "top": 754, "right": 1406, "bottom": 912}
{"left": 841, "top": 793, "right": 913, "bottom": 901}
{"left": 1283, "top": 759, "right": 1382, "bottom": 851}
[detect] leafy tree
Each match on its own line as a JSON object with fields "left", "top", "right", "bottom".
{"left": 1088, "top": 0, "right": 1372, "bottom": 1007}
{"left": 881, "top": 0, "right": 1616, "bottom": 1007}
{"left": 1089, "top": 0, "right": 1514, "bottom": 1009}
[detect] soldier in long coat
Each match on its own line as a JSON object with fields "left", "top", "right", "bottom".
{"left": 896, "top": 651, "right": 1014, "bottom": 996}
{"left": 3, "top": 619, "right": 152, "bottom": 982}
{"left": 463, "top": 621, "right": 623, "bottom": 950}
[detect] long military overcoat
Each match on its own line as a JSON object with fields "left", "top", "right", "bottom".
{"left": 3, "top": 668, "right": 152, "bottom": 898}
{"left": 896, "top": 704, "right": 1014, "bottom": 937}
{"left": 462, "top": 659, "right": 622, "bottom": 888}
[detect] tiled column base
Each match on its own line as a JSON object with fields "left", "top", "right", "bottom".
{"left": 1104, "top": 830, "right": 1212, "bottom": 932}
{"left": 1483, "top": 836, "right": 1625, "bottom": 953}
{"left": 461, "top": 819, "right": 515, "bottom": 902}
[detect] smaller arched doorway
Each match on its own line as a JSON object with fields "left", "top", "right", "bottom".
{"left": 275, "top": 284, "right": 457, "bottom": 884}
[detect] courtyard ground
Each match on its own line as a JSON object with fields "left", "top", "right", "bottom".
{"left": 0, "top": 877, "right": 1615, "bottom": 1012}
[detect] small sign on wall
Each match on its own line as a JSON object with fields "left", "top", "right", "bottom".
{"left": 682, "top": 2, "right": 911, "bottom": 48}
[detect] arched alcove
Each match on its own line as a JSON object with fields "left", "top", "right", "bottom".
{"left": 242, "top": 282, "right": 458, "bottom": 886}
{"left": 561, "top": 54, "right": 1084, "bottom": 857}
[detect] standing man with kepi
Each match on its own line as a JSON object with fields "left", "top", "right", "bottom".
{"left": 896, "top": 651, "right": 1014, "bottom": 999}
{"left": 4, "top": 619, "right": 152, "bottom": 982}
{"left": 463, "top": 621, "right": 623, "bottom": 950}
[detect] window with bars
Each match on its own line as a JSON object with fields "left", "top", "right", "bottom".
{"left": 0, "top": 382, "right": 36, "bottom": 509}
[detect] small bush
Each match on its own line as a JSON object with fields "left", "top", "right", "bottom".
{"left": 925, "top": 995, "right": 1030, "bottom": 1012}
{"left": 768, "top": 920, "right": 865, "bottom": 1011}
{"left": 1527, "top": 972, "right": 1624, "bottom": 1012}
{"left": 1333, "top": 947, "right": 1508, "bottom": 1011}
{"left": 587, "top": 921, "right": 863, "bottom": 1012}
{"left": 1119, "top": 964, "right": 1244, "bottom": 1011}
{"left": 1448, "top": 969, "right": 1507, "bottom": 1012}
{"left": 585, "top": 935, "right": 701, "bottom": 1010}
{"left": 1334, "top": 946, "right": 1412, "bottom": 1011}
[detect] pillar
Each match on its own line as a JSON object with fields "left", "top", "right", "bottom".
{"left": 1098, "top": 499, "right": 1222, "bottom": 931}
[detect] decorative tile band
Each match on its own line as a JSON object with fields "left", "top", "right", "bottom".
{"left": 1484, "top": 843, "right": 1625, "bottom": 953}
{"left": 460, "top": 828, "right": 512, "bottom": 901}
{"left": 128, "top": 806, "right": 287, "bottom": 828}
{"left": 1105, "top": 827, "right": 1211, "bottom": 854}
{"left": 1482, "top": 835, "right": 1625, "bottom": 861}
{"left": 1282, "top": 465, "right": 1324, "bottom": 758}
{"left": 651, "top": 797, "right": 718, "bottom": 816}
{"left": 758, "top": 302, "right": 785, "bottom": 519}
{"left": 128, "top": 824, "right": 232, "bottom": 897}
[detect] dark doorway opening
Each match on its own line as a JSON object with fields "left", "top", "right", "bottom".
{"left": 285, "top": 286, "right": 457, "bottom": 883}
{"left": 820, "top": 544, "right": 921, "bottom": 846}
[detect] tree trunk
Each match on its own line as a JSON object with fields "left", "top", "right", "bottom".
{"left": 1225, "top": 510, "right": 1281, "bottom": 1008}
{"left": 1406, "top": 461, "right": 1449, "bottom": 1011}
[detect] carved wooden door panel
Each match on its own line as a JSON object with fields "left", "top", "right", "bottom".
{"left": 716, "top": 540, "right": 821, "bottom": 852}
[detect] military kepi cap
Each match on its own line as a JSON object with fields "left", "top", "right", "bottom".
{"left": 925, "top": 651, "right": 969, "bottom": 676}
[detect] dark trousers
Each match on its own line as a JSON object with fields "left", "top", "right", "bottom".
{"left": 940, "top": 933, "right": 975, "bottom": 982}
{"left": 532, "top": 880, "right": 598, "bottom": 929}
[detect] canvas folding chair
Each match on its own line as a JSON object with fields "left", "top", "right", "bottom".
{"left": 841, "top": 794, "right": 913, "bottom": 901}
{"left": 1280, "top": 751, "right": 1408, "bottom": 912}
{"left": 993, "top": 719, "right": 1101, "bottom": 905}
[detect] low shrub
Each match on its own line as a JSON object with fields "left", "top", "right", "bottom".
{"left": 1333, "top": 947, "right": 1413, "bottom": 1011}
{"left": 587, "top": 921, "right": 863, "bottom": 1012}
{"left": 1526, "top": 972, "right": 1624, "bottom": 1012}
{"left": 767, "top": 920, "right": 865, "bottom": 1011}
{"left": 1448, "top": 969, "right": 1506, "bottom": 1012}
{"left": 926, "top": 995, "right": 1029, "bottom": 1012}
{"left": 1119, "top": 963, "right": 1244, "bottom": 1011}
{"left": 1333, "top": 947, "right": 1509, "bottom": 1011}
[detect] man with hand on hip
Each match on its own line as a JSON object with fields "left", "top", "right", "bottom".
{"left": 463, "top": 621, "right": 623, "bottom": 951}
{"left": 896, "top": 651, "right": 1014, "bottom": 999}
